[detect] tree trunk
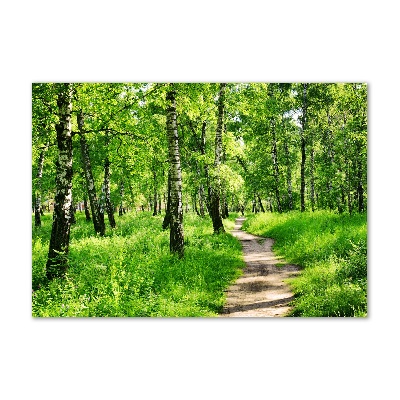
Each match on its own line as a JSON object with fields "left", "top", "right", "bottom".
{"left": 193, "top": 191, "right": 200, "bottom": 216}
{"left": 200, "top": 120, "right": 212, "bottom": 215}
{"left": 357, "top": 159, "right": 364, "bottom": 212}
{"left": 70, "top": 199, "right": 76, "bottom": 224}
{"left": 166, "top": 88, "right": 184, "bottom": 257}
{"left": 152, "top": 170, "right": 158, "bottom": 216}
{"left": 84, "top": 197, "right": 91, "bottom": 221}
{"left": 300, "top": 83, "right": 308, "bottom": 212}
{"left": 198, "top": 184, "right": 205, "bottom": 217}
{"left": 284, "top": 140, "right": 293, "bottom": 210}
{"left": 325, "top": 110, "right": 335, "bottom": 210}
{"left": 34, "top": 146, "right": 46, "bottom": 227}
{"left": 78, "top": 111, "right": 105, "bottom": 236}
{"left": 104, "top": 157, "right": 116, "bottom": 228}
{"left": 162, "top": 170, "right": 172, "bottom": 230}
{"left": 119, "top": 181, "right": 124, "bottom": 216}
{"left": 209, "top": 83, "right": 226, "bottom": 234}
{"left": 271, "top": 119, "right": 282, "bottom": 213}
{"left": 310, "top": 145, "right": 315, "bottom": 212}
{"left": 46, "top": 83, "right": 74, "bottom": 280}
{"left": 99, "top": 184, "right": 106, "bottom": 228}
{"left": 221, "top": 191, "right": 229, "bottom": 218}
{"left": 257, "top": 194, "right": 265, "bottom": 213}
{"left": 347, "top": 160, "right": 353, "bottom": 215}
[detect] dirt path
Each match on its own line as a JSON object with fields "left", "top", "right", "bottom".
{"left": 220, "top": 217, "right": 300, "bottom": 317}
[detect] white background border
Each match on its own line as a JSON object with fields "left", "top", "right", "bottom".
{"left": 1, "top": 1, "right": 399, "bottom": 399}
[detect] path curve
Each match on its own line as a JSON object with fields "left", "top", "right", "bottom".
{"left": 220, "top": 217, "right": 300, "bottom": 317}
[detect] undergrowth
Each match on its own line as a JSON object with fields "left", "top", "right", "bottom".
{"left": 32, "top": 212, "right": 244, "bottom": 317}
{"left": 243, "top": 211, "right": 367, "bottom": 317}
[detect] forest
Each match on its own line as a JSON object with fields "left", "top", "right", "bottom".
{"left": 32, "top": 82, "right": 367, "bottom": 317}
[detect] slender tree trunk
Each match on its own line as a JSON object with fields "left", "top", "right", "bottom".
{"left": 325, "top": 110, "right": 334, "bottom": 210}
{"left": 357, "top": 159, "right": 364, "bottom": 212}
{"left": 162, "top": 170, "right": 172, "bottom": 230}
{"left": 158, "top": 196, "right": 161, "bottom": 215}
{"left": 84, "top": 197, "right": 91, "bottom": 221}
{"left": 152, "top": 170, "right": 158, "bottom": 216}
{"left": 284, "top": 140, "right": 293, "bottom": 210}
{"left": 78, "top": 111, "right": 105, "bottom": 236}
{"left": 200, "top": 121, "right": 212, "bottom": 214}
{"left": 347, "top": 160, "right": 353, "bottom": 215}
{"left": 70, "top": 198, "right": 76, "bottom": 224}
{"left": 119, "top": 181, "right": 124, "bottom": 216}
{"left": 104, "top": 157, "right": 116, "bottom": 228}
{"left": 209, "top": 83, "right": 226, "bottom": 233}
{"left": 34, "top": 146, "right": 46, "bottom": 227}
{"left": 46, "top": 83, "right": 74, "bottom": 280}
{"left": 310, "top": 146, "right": 315, "bottom": 212}
{"left": 166, "top": 89, "right": 184, "bottom": 256}
{"left": 198, "top": 184, "right": 205, "bottom": 217}
{"left": 221, "top": 191, "right": 229, "bottom": 218}
{"left": 193, "top": 191, "right": 200, "bottom": 216}
{"left": 268, "top": 197, "right": 273, "bottom": 212}
{"left": 300, "top": 83, "right": 308, "bottom": 212}
{"left": 257, "top": 194, "right": 265, "bottom": 213}
{"left": 271, "top": 120, "right": 282, "bottom": 213}
{"left": 99, "top": 184, "right": 106, "bottom": 228}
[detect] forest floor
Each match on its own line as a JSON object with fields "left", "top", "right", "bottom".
{"left": 220, "top": 217, "right": 300, "bottom": 317}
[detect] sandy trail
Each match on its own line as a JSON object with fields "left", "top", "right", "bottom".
{"left": 220, "top": 217, "right": 300, "bottom": 317}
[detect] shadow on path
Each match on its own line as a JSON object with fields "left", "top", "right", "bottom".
{"left": 220, "top": 217, "right": 300, "bottom": 318}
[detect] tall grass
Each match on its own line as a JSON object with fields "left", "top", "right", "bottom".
{"left": 243, "top": 211, "right": 367, "bottom": 317}
{"left": 32, "top": 212, "right": 244, "bottom": 317}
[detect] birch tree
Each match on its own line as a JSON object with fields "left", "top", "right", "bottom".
{"left": 46, "top": 83, "right": 74, "bottom": 280}
{"left": 209, "top": 83, "right": 226, "bottom": 233}
{"left": 166, "top": 88, "right": 184, "bottom": 257}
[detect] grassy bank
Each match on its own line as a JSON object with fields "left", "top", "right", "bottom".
{"left": 32, "top": 212, "right": 244, "bottom": 317}
{"left": 242, "top": 211, "right": 367, "bottom": 317}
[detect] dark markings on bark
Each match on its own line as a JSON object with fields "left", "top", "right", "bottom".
{"left": 166, "top": 89, "right": 184, "bottom": 256}
{"left": 46, "top": 83, "right": 74, "bottom": 280}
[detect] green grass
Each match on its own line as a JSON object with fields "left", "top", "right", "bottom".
{"left": 32, "top": 212, "right": 244, "bottom": 317}
{"left": 242, "top": 210, "right": 367, "bottom": 317}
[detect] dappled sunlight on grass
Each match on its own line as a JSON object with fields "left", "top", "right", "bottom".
{"left": 32, "top": 212, "right": 244, "bottom": 317}
{"left": 243, "top": 211, "right": 367, "bottom": 317}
